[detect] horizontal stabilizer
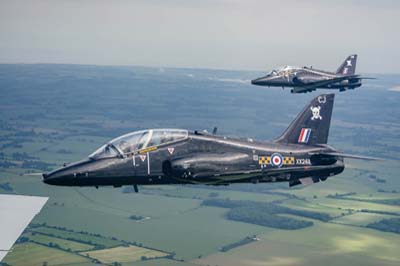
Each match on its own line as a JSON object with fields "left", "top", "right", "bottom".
{"left": 317, "top": 152, "right": 382, "bottom": 161}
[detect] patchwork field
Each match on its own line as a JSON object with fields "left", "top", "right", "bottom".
{"left": 128, "top": 259, "right": 198, "bottom": 266}
{"left": 26, "top": 232, "right": 94, "bottom": 251}
{"left": 30, "top": 227, "right": 122, "bottom": 248}
{"left": 193, "top": 222, "right": 400, "bottom": 266}
{"left": 33, "top": 200, "right": 270, "bottom": 260}
{"left": 4, "top": 242, "right": 90, "bottom": 266}
{"left": 80, "top": 245, "right": 168, "bottom": 263}
{"left": 332, "top": 212, "right": 398, "bottom": 226}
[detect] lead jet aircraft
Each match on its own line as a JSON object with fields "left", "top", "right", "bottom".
{"left": 43, "top": 94, "right": 375, "bottom": 191}
{"left": 251, "top": 55, "right": 372, "bottom": 93}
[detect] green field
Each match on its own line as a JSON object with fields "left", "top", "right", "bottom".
{"left": 332, "top": 212, "right": 398, "bottom": 226}
{"left": 26, "top": 232, "right": 94, "bottom": 251}
{"left": 124, "top": 259, "right": 198, "bottom": 266}
{"left": 30, "top": 227, "right": 122, "bottom": 248}
{"left": 193, "top": 222, "right": 400, "bottom": 266}
{"left": 142, "top": 185, "right": 287, "bottom": 202}
{"left": 33, "top": 201, "right": 270, "bottom": 260}
{"left": 81, "top": 245, "right": 168, "bottom": 263}
{"left": 4, "top": 242, "right": 90, "bottom": 266}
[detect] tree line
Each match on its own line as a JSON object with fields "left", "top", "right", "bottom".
{"left": 202, "top": 198, "right": 332, "bottom": 230}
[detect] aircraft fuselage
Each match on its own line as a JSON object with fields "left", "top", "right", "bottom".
{"left": 43, "top": 131, "right": 344, "bottom": 188}
{"left": 251, "top": 55, "right": 366, "bottom": 93}
{"left": 251, "top": 67, "right": 362, "bottom": 92}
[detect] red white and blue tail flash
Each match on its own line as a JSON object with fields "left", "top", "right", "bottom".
{"left": 298, "top": 128, "right": 311, "bottom": 143}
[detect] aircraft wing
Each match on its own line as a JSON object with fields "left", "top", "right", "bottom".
{"left": 0, "top": 194, "right": 48, "bottom": 262}
{"left": 292, "top": 75, "right": 359, "bottom": 93}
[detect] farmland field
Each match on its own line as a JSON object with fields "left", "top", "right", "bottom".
{"left": 332, "top": 212, "right": 398, "bottom": 226}
{"left": 193, "top": 222, "right": 400, "bottom": 266}
{"left": 26, "top": 232, "right": 94, "bottom": 251}
{"left": 80, "top": 245, "right": 168, "bottom": 263}
{"left": 29, "top": 227, "right": 121, "bottom": 248}
{"left": 4, "top": 242, "right": 91, "bottom": 266}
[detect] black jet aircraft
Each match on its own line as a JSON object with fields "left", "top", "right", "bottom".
{"left": 251, "top": 55, "right": 372, "bottom": 93}
{"left": 43, "top": 94, "right": 374, "bottom": 192}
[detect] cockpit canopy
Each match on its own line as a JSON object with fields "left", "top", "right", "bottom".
{"left": 268, "top": 65, "right": 300, "bottom": 76}
{"left": 89, "top": 129, "right": 188, "bottom": 159}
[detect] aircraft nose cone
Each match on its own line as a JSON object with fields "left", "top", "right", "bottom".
{"left": 42, "top": 172, "right": 48, "bottom": 180}
{"left": 251, "top": 78, "right": 261, "bottom": 85}
{"left": 251, "top": 76, "right": 269, "bottom": 86}
{"left": 42, "top": 158, "right": 93, "bottom": 186}
{"left": 42, "top": 168, "right": 70, "bottom": 185}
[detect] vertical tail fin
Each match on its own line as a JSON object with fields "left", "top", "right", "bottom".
{"left": 275, "top": 94, "right": 334, "bottom": 145}
{"left": 336, "top": 54, "right": 357, "bottom": 75}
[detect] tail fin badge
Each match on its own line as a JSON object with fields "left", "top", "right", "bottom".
{"left": 298, "top": 128, "right": 311, "bottom": 143}
{"left": 310, "top": 106, "right": 322, "bottom": 120}
{"left": 317, "top": 95, "right": 326, "bottom": 104}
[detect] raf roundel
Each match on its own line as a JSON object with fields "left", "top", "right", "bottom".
{"left": 270, "top": 153, "right": 283, "bottom": 167}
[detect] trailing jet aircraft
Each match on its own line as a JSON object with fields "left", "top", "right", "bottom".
{"left": 251, "top": 55, "right": 373, "bottom": 93}
{"left": 43, "top": 94, "right": 376, "bottom": 191}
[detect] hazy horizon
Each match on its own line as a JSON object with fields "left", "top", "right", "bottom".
{"left": 1, "top": 0, "right": 400, "bottom": 74}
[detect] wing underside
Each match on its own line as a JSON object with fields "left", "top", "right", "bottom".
{"left": 0, "top": 195, "right": 48, "bottom": 262}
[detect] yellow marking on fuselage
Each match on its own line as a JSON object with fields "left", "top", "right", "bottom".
{"left": 139, "top": 146, "right": 157, "bottom": 154}
{"left": 258, "top": 156, "right": 271, "bottom": 165}
{"left": 283, "top": 156, "right": 295, "bottom": 165}
{"left": 258, "top": 156, "right": 295, "bottom": 165}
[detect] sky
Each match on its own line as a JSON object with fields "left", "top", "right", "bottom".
{"left": 0, "top": 0, "right": 399, "bottom": 73}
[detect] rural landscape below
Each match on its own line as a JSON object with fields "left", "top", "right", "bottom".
{"left": 1, "top": 64, "right": 400, "bottom": 266}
